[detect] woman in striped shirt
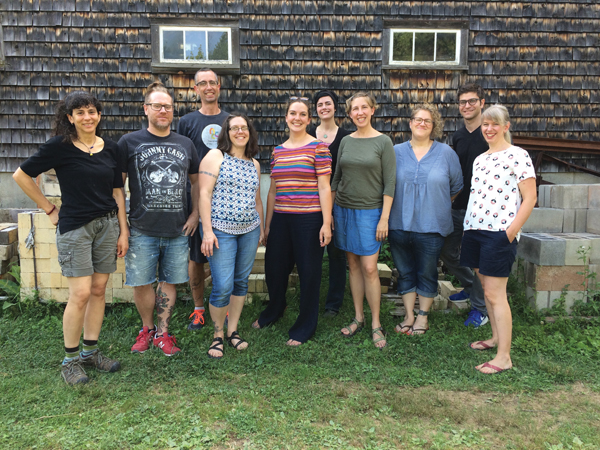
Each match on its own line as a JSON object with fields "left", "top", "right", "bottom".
{"left": 252, "top": 97, "right": 333, "bottom": 346}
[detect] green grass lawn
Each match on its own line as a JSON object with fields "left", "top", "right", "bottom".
{"left": 1, "top": 268, "right": 600, "bottom": 449}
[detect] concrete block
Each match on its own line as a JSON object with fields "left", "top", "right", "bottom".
{"left": 553, "top": 234, "right": 591, "bottom": 265}
{"left": 450, "top": 300, "right": 469, "bottom": 311}
{"left": 518, "top": 233, "right": 566, "bottom": 266}
{"left": 116, "top": 257, "right": 126, "bottom": 272}
{"left": 50, "top": 272, "right": 63, "bottom": 289}
{"left": 533, "top": 264, "right": 586, "bottom": 291}
{"left": 522, "top": 208, "right": 564, "bottom": 233}
{"left": 33, "top": 213, "right": 55, "bottom": 230}
{"left": 588, "top": 185, "right": 600, "bottom": 209}
{"left": 36, "top": 228, "right": 57, "bottom": 244}
{"left": 20, "top": 258, "right": 34, "bottom": 273}
{"left": 527, "top": 286, "right": 549, "bottom": 310}
{"left": 251, "top": 262, "right": 265, "bottom": 274}
{"left": 377, "top": 263, "right": 392, "bottom": 278}
{"left": 0, "top": 242, "right": 17, "bottom": 260}
{"left": 204, "top": 275, "right": 212, "bottom": 288}
{"left": 255, "top": 246, "right": 266, "bottom": 260}
{"left": 20, "top": 272, "right": 35, "bottom": 289}
{"left": 50, "top": 288, "right": 70, "bottom": 303}
{"left": 438, "top": 280, "right": 458, "bottom": 299}
{"left": 549, "top": 290, "right": 581, "bottom": 313}
{"left": 432, "top": 294, "right": 448, "bottom": 311}
{"left": 381, "top": 285, "right": 388, "bottom": 294}
{"left": 550, "top": 184, "right": 589, "bottom": 209}
{"left": 112, "top": 288, "right": 134, "bottom": 302}
{"left": 587, "top": 209, "right": 600, "bottom": 234}
{"left": 247, "top": 274, "right": 257, "bottom": 292}
{"left": 112, "top": 273, "right": 123, "bottom": 289}
{"left": 562, "top": 209, "right": 575, "bottom": 233}
{"left": 538, "top": 185, "right": 550, "bottom": 207}
{"left": 575, "top": 209, "right": 588, "bottom": 233}
{"left": 288, "top": 273, "right": 299, "bottom": 287}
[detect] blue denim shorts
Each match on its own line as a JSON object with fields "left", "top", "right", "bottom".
{"left": 460, "top": 229, "right": 517, "bottom": 278}
{"left": 125, "top": 228, "right": 190, "bottom": 286}
{"left": 334, "top": 204, "right": 382, "bottom": 256}
{"left": 203, "top": 226, "right": 261, "bottom": 308}
{"left": 389, "top": 230, "right": 445, "bottom": 298}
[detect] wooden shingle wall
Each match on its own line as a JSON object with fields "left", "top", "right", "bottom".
{"left": 1, "top": 0, "right": 599, "bottom": 172}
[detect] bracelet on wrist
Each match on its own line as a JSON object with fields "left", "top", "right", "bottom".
{"left": 46, "top": 205, "right": 56, "bottom": 215}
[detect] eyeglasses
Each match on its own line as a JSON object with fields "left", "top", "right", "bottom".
{"left": 196, "top": 80, "right": 219, "bottom": 87}
{"left": 412, "top": 117, "right": 433, "bottom": 126}
{"left": 459, "top": 98, "right": 480, "bottom": 107}
{"left": 230, "top": 126, "right": 249, "bottom": 133}
{"left": 145, "top": 103, "right": 173, "bottom": 112}
{"left": 290, "top": 96, "right": 309, "bottom": 101}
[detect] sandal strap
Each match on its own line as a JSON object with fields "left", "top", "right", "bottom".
{"left": 209, "top": 337, "right": 224, "bottom": 351}
{"left": 342, "top": 318, "right": 364, "bottom": 333}
{"left": 226, "top": 331, "right": 247, "bottom": 349}
{"left": 372, "top": 326, "right": 386, "bottom": 343}
{"left": 418, "top": 310, "right": 429, "bottom": 316}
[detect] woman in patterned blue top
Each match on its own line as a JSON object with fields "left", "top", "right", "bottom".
{"left": 199, "top": 113, "right": 265, "bottom": 359}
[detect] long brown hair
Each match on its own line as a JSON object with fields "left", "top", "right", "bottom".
{"left": 53, "top": 91, "right": 102, "bottom": 143}
{"left": 217, "top": 113, "right": 259, "bottom": 159}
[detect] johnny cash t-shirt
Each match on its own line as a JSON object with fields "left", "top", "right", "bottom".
{"left": 118, "top": 129, "right": 199, "bottom": 237}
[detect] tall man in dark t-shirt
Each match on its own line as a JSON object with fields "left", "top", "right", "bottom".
{"left": 441, "top": 83, "right": 489, "bottom": 327}
{"left": 119, "top": 82, "right": 200, "bottom": 356}
{"left": 177, "top": 68, "right": 230, "bottom": 331}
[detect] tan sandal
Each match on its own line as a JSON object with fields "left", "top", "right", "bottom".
{"left": 341, "top": 318, "right": 364, "bottom": 337}
{"left": 372, "top": 327, "right": 387, "bottom": 348}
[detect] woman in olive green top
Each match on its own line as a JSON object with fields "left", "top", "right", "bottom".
{"left": 331, "top": 92, "right": 396, "bottom": 348}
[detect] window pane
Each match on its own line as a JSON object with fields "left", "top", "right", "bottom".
{"left": 414, "top": 33, "right": 435, "bottom": 61}
{"left": 208, "top": 31, "right": 229, "bottom": 60}
{"left": 436, "top": 33, "right": 457, "bottom": 61}
{"left": 392, "top": 32, "right": 413, "bottom": 61}
{"left": 185, "top": 31, "right": 206, "bottom": 60}
{"left": 163, "top": 30, "right": 184, "bottom": 60}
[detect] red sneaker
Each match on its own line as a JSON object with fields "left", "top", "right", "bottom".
{"left": 153, "top": 333, "right": 181, "bottom": 357}
{"left": 131, "top": 326, "right": 155, "bottom": 354}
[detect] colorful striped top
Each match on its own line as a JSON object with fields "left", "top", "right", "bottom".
{"left": 270, "top": 140, "right": 332, "bottom": 214}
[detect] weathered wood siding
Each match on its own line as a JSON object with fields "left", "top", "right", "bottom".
{"left": 1, "top": 1, "right": 599, "bottom": 172}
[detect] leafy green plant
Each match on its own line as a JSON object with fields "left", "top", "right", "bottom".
{"left": 378, "top": 239, "right": 394, "bottom": 269}
{"left": 0, "top": 263, "right": 22, "bottom": 314}
{"left": 572, "top": 246, "right": 600, "bottom": 316}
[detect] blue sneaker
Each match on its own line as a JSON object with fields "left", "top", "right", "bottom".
{"left": 449, "top": 290, "right": 470, "bottom": 302}
{"left": 464, "top": 309, "right": 489, "bottom": 328}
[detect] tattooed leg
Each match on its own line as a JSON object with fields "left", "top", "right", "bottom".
{"left": 208, "top": 303, "right": 227, "bottom": 358}
{"left": 155, "top": 282, "right": 177, "bottom": 336}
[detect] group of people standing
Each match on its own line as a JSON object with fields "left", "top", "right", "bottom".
{"left": 13, "top": 69, "right": 536, "bottom": 385}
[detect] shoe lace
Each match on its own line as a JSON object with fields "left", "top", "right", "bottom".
{"left": 189, "top": 310, "right": 205, "bottom": 325}
{"left": 136, "top": 330, "right": 149, "bottom": 343}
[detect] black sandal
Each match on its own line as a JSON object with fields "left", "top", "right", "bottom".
{"left": 226, "top": 331, "right": 248, "bottom": 350}
{"left": 207, "top": 337, "right": 224, "bottom": 359}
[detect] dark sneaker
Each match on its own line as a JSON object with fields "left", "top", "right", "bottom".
{"left": 80, "top": 350, "right": 121, "bottom": 373}
{"left": 187, "top": 309, "right": 205, "bottom": 331}
{"left": 153, "top": 334, "right": 181, "bottom": 357}
{"left": 131, "top": 326, "right": 155, "bottom": 353}
{"left": 61, "top": 358, "right": 89, "bottom": 386}
{"left": 449, "top": 290, "right": 470, "bottom": 302}
{"left": 323, "top": 309, "right": 339, "bottom": 318}
{"left": 464, "top": 309, "right": 489, "bottom": 328}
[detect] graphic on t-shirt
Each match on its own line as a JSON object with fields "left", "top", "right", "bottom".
{"left": 134, "top": 143, "right": 188, "bottom": 211}
{"left": 201, "top": 124, "right": 222, "bottom": 149}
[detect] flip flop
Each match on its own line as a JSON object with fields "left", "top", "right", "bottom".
{"left": 470, "top": 340, "right": 495, "bottom": 351}
{"left": 476, "top": 362, "right": 511, "bottom": 374}
{"left": 394, "top": 323, "right": 413, "bottom": 335}
{"left": 409, "top": 327, "right": 429, "bottom": 336}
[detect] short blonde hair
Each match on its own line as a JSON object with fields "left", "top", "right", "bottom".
{"left": 144, "top": 81, "right": 172, "bottom": 104}
{"left": 345, "top": 92, "right": 377, "bottom": 115}
{"left": 482, "top": 104, "right": 512, "bottom": 144}
{"left": 411, "top": 104, "right": 443, "bottom": 140}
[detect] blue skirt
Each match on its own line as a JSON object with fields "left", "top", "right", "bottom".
{"left": 333, "top": 204, "right": 382, "bottom": 256}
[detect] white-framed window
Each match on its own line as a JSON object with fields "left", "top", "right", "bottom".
{"left": 382, "top": 20, "right": 468, "bottom": 70}
{"left": 160, "top": 27, "right": 232, "bottom": 64}
{"left": 389, "top": 29, "right": 460, "bottom": 66}
{"left": 151, "top": 19, "right": 240, "bottom": 74}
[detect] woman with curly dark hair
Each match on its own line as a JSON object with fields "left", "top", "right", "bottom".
{"left": 199, "top": 113, "right": 265, "bottom": 358}
{"left": 13, "top": 91, "right": 128, "bottom": 385}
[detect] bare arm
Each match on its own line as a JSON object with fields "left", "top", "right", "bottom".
{"left": 13, "top": 168, "right": 59, "bottom": 226}
{"left": 253, "top": 160, "right": 265, "bottom": 246}
{"left": 264, "top": 179, "right": 277, "bottom": 245}
{"left": 198, "top": 150, "right": 223, "bottom": 256}
{"left": 506, "top": 177, "right": 537, "bottom": 243}
{"left": 112, "top": 187, "right": 129, "bottom": 257}
{"left": 317, "top": 174, "right": 332, "bottom": 247}
{"left": 376, "top": 194, "right": 394, "bottom": 242}
{"left": 182, "top": 173, "right": 200, "bottom": 237}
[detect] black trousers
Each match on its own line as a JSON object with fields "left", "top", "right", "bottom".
{"left": 259, "top": 212, "right": 324, "bottom": 342}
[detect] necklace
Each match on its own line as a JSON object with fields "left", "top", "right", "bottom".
{"left": 78, "top": 137, "right": 97, "bottom": 156}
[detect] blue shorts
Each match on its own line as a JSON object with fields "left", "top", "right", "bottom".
{"left": 334, "top": 204, "right": 382, "bottom": 256}
{"left": 460, "top": 230, "right": 517, "bottom": 278}
{"left": 125, "top": 228, "right": 190, "bottom": 286}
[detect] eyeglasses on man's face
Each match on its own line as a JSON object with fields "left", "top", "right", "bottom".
{"left": 145, "top": 103, "right": 173, "bottom": 112}
{"left": 230, "top": 126, "right": 249, "bottom": 133}
{"left": 459, "top": 98, "right": 480, "bottom": 107}
{"left": 412, "top": 117, "right": 433, "bottom": 126}
{"left": 196, "top": 80, "right": 219, "bottom": 87}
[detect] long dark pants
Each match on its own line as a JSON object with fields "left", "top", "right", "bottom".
{"left": 259, "top": 212, "right": 324, "bottom": 343}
